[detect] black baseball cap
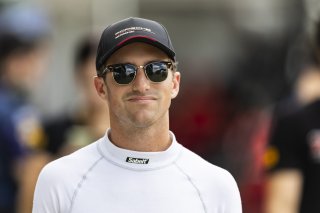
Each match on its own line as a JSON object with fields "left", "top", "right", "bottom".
{"left": 96, "top": 17, "right": 176, "bottom": 72}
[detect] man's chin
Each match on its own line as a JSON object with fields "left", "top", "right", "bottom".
{"left": 128, "top": 116, "right": 156, "bottom": 129}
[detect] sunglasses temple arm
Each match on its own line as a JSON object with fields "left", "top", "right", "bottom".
{"left": 98, "top": 66, "right": 110, "bottom": 77}
{"left": 172, "top": 61, "right": 178, "bottom": 70}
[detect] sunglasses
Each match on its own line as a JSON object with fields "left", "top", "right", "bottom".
{"left": 98, "top": 61, "right": 176, "bottom": 85}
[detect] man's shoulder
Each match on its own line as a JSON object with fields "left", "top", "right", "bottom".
{"left": 38, "top": 140, "right": 103, "bottom": 184}
{"left": 33, "top": 139, "right": 106, "bottom": 212}
{"left": 177, "top": 146, "right": 237, "bottom": 186}
{"left": 175, "top": 145, "right": 241, "bottom": 211}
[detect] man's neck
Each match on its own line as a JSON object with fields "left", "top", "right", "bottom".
{"left": 108, "top": 118, "right": 172, "bottom": 152}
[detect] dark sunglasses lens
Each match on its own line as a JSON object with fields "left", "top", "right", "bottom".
{"left": 112, "top": 64, "right": 136, "bottom": 84}
{"left": 145, "top": 62, "right": 168, "bottom": 82}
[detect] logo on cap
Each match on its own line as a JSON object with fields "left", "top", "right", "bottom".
{"left": 115, "top": 26, "right": 155, "bottom": 39}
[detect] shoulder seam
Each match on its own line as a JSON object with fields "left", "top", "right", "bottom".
{"left": 174, "top": 162, "right": 207, "bottom": 213}
{"left": 68, "top": 155, "right": 103, "bottom": 213}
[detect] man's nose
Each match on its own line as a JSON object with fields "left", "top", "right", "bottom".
{"left": 132, "top": 66, "right": 150, "bottom": 92}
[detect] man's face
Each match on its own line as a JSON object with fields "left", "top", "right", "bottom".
{"left": 94, "top": 42, "right": 180, "bottom": 128}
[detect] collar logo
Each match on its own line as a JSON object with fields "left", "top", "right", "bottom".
{"left": 126, "top": 157, "right": 149, "bottom": 164}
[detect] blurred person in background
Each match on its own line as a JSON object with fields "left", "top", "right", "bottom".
{"left": 264, "top": 20, "right": 320, "bottom": 213}
{"left": 43, "top": 35, "right": 110, "bottom": 157}
{"left": 0, "top": 4, "right": 51, "bottom": 213}
{"left": 17, "top": 35, "right": 110, "bottom": 213}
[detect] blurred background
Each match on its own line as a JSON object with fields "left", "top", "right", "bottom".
{"left": 0, "top": 0, "right": 320, "bottom": 212}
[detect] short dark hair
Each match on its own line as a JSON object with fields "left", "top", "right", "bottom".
{"left": 0, "top": 4, "right": 51, "bottom": 73}
{"left": 74, "top": 35, "right": 98, "bottom": 72}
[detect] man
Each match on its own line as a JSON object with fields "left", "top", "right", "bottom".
{"left": 264, "top": 65, "right": 320, "bottom": 213}
{"left": 0, "top": 4, "right": 51, "bottom": 213}
{"left": 264, "top": 85, "right": 320, "bottom": 213}
{"left": 264, "top": 22, "right": 320, "bottom": 213}
{"left": 33, "top": 17, "right": 242, "bottom": 213}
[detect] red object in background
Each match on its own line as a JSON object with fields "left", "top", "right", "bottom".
{"left": 221, "top": 109, "right": 271, "bottom": 213}
{"left": 170, "top": 81, "right": 232, "bottom": 159}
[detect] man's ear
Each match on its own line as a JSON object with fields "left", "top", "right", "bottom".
{"left": 171, "top": 71, "right": 181, "bottom": 99}
{"left": 94, "top": 76, "right": 108, "bottom": 100}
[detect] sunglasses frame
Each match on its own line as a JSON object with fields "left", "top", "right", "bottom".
{"left": 98, "top": 61, "right": 178, "bottom": 85}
